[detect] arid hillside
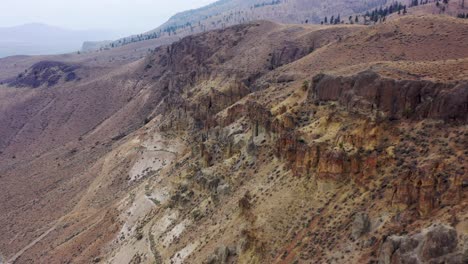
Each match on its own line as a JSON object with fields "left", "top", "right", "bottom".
{"left": 95, "top": 0, "right": 387, "bottom": 50}
{"left": 0, "top": 15, "right": 467, "bottom": 264}
{"left": 91, "top": 0, "right": 467, "bottom": 52}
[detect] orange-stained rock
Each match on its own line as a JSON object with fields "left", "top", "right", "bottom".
{"left": 392, "top": 170, "right": 416, "bottom": 209}
{"left": 440, "top": 173, "right": 464, "bottom": 206}
{"left": 390, "top": 160, "right": 464, "bottom": 217}
{"left": 417, "top": 174, "right": 436, "bottom": 217}
{"left": 362, "top": 152, "right": 378, "bottom": 180}
{"left": 317, "top": 150, "right": 347, "bottom": 180}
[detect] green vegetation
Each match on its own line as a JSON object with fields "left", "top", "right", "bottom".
{"left": 364, "top": 2, "right": 407, "bottom": 23}
{"left": 253, "top": 0, "right": 281, "bottom": 8}
{"left": 302, "top": 80, "right": 310, "bottom": 91}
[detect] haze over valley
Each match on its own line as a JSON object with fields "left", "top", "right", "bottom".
{"left": 0, "top": 23, "right": 121, "bottom": 58}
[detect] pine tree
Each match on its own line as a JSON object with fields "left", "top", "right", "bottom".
{"left": 335, "top": 14, "right": 341, "bottom": 24}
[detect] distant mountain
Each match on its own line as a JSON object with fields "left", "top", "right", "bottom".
{"left": 0, "top": 23, "right": 118, "bottom": 58}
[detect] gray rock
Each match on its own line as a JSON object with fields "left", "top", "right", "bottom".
{"left": 378, "top": 225, "right": 461, "bottom": 264}
{"left": 208, "top": 178, "right": 221, "bottom": 192}
{"left": 351, "top": 212, "right": 371, "bottom": 239}
{"left": 216, "top": 246, "right": 230, "bottom": 263}
{"left": 205, "top": 245, "right": 233, "bottom": 264}
{"left": 464, "top": 245, "right": 468, "bottom": 263}
{"left": 217, "top": 183, "right": 231, "bottom": 195}
{"left": 421, "top": 225, "right": 458, "bottom": 261}
{"left": 399, "top": 237, "right": 420, "bottom": 254}
{"left": 378, "top": 236, "right": 402, "bottom": 264}
{"left": 276, "top": 73, "right": 296, "bottom": 83}
{"left": 365, "top": 236, "right": 377, "bottom": 247}
{"left": 238, "top": 237, "right": 249, "bottom": 253}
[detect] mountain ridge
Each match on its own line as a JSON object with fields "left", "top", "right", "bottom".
{"left": 88, "top": 0, "right": 389, "bottom": 51}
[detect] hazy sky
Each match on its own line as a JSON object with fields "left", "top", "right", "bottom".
{"left": 0, "top": 0, "right": 217, "bottom": 36}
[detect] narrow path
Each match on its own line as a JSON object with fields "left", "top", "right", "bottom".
{"left": 149, "top": 149, "right": 178, "bottom": 156}
{"left": 7, "top": 220, "right": 60, "bottom": 264}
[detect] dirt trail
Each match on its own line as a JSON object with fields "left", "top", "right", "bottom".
{"left": 7, "top": 220, "right": 60, "bottom": 264}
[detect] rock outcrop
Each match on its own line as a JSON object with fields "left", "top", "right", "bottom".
{"left": 6, "top": 61, "right": 80, "bottom": 88}
{"left": 351, "top": 212, "right": 371, "bottom": 240}
{"left": 204, "top": 245, "right": 236, "bottom": 264}
{"left": 391, "top": 160, "right": 465, "bottom": 217}
{"left": 378, "top": 224, "right": 466, "bottom": 264}
{"left": 309, "top": 71, "right": 468, "bottom": 122}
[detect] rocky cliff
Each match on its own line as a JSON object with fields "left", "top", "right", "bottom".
{"left": 310, "top": 71, "right": 468, "bottom": 122}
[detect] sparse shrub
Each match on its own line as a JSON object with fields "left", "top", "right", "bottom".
{"left": 302, "top": 80, "right": 310, "bottom": 91}
{"left": 402, "top": 107, "right": 413, "bottom": 118}
{"left": 192, "top": 209, "right": 202, "bottom": 220}
{"left": 135, "top": 232, "right": 143, "bottom": 240}
{"left": 238, "top": 191, "right": 252, "bottom": 213}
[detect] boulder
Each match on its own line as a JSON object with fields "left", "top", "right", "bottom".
{"left": 378, "top": 224, "right": 460, "bottom": 264}
{"left": 205, "top": 245, "right": 235, "bottom": 264}
{"left": 217, "top": 183, "right": 231, "bottom": 195}
{"left": 420, "top": 225, "right": 458, "bottom": 261}
{"left": 351, "top": 212, "right": 371, "bottom": 240}
{"left": 378, "top": 236, "right": 401, "bottom": 264}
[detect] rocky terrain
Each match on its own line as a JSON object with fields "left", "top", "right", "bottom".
{"left": 0, "top": 11, "right": 467, "bottom": 264}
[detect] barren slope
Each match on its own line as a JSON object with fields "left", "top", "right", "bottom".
{"left": 99, "top": 0, "right": 387, "bottom": 50}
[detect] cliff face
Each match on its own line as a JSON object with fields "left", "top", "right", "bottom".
{"left": 0, "top": 17, "right": 467, "bottom": 264}
{"left": 310, "top": 71, "right": 468, "bottom": 122}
